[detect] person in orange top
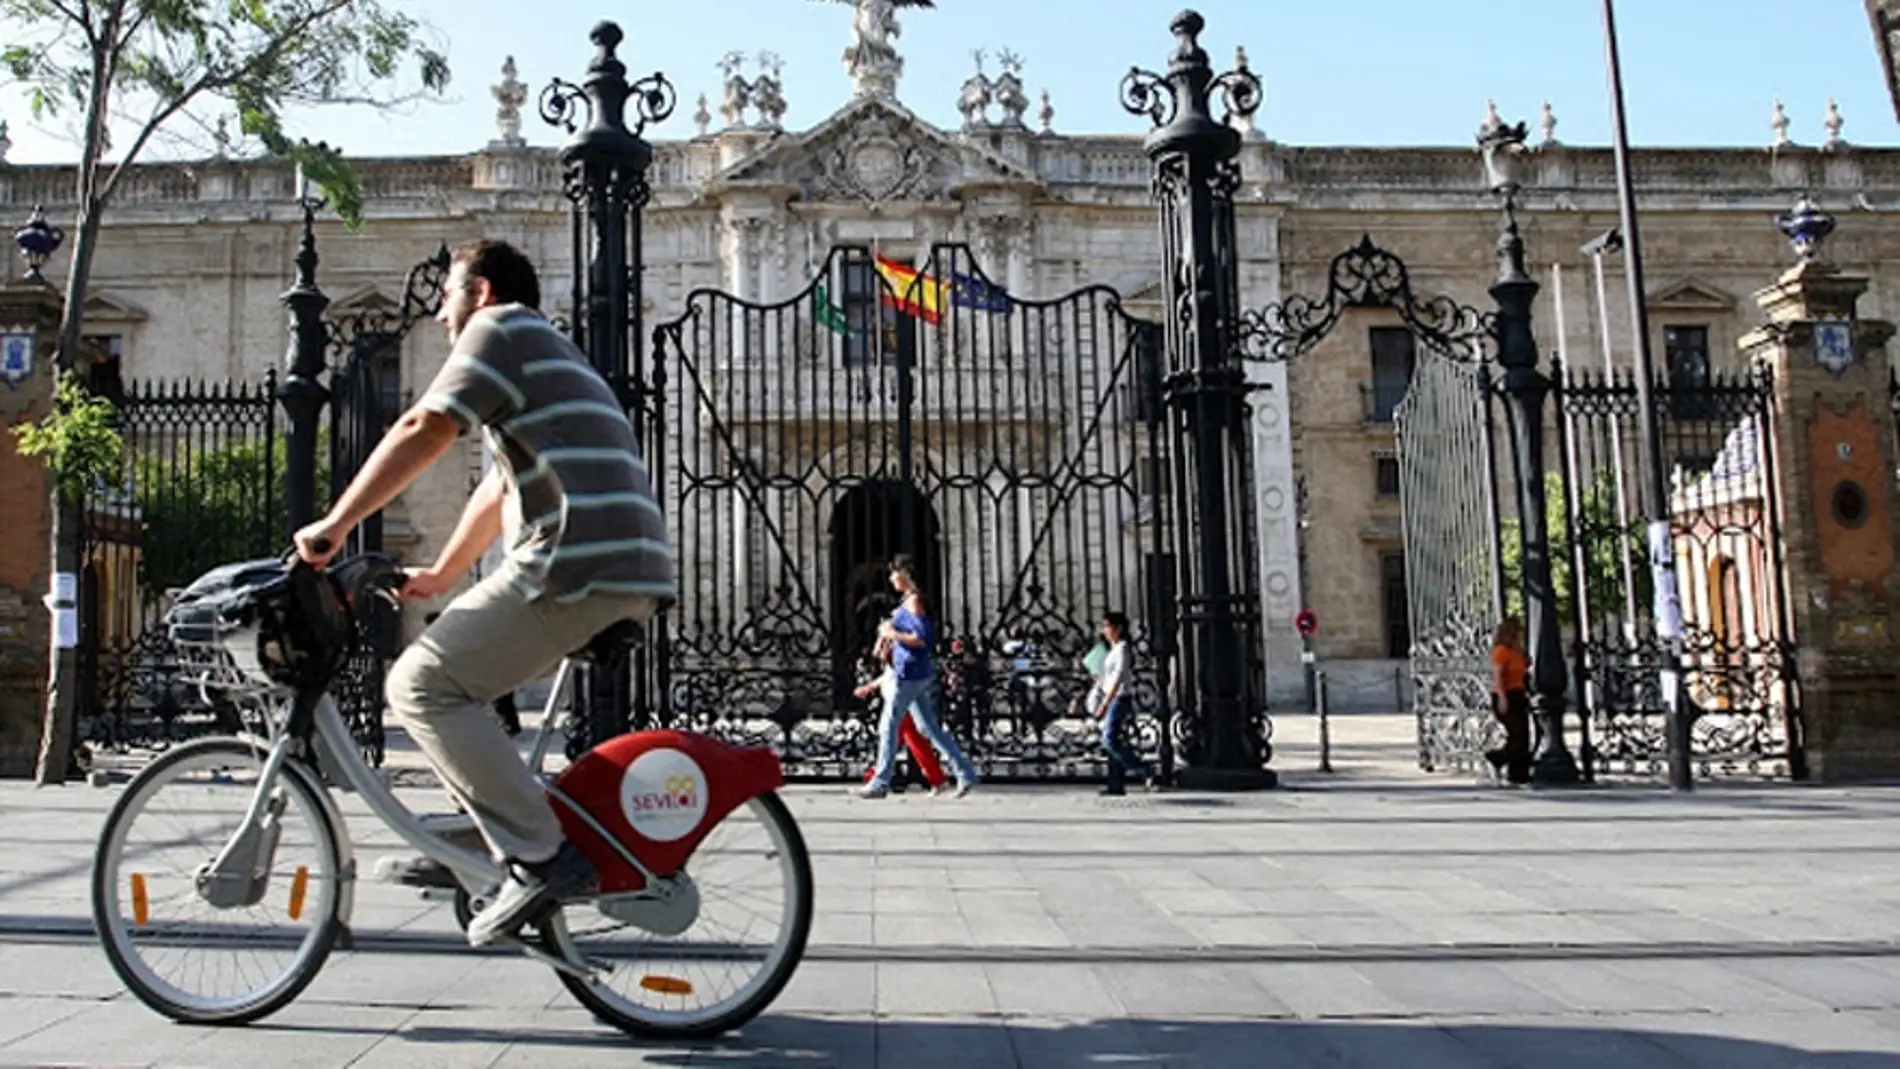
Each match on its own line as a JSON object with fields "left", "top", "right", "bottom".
{"left": 1487, "top": 616, "right": 1532, "bottom": 785}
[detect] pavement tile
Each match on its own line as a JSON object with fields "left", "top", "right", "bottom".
{"left": 9, "top": 717, "right": 1900, "bottom": 1067}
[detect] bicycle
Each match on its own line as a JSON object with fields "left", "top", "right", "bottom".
{"left": 89, "top": 547, "right": 814, "bottom": 1039}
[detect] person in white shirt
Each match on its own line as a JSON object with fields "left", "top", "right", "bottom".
{"left": 1087, "top": 611, "right": 1155, "bottom": 796}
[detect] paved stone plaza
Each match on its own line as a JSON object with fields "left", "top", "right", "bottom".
{"left": 5, "top": 715, "right": 1900, "bottom": 1067}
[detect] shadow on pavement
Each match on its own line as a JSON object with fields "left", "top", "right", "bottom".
{"left": 396, "top": 1014, "right": 1900, "bottom": 1067}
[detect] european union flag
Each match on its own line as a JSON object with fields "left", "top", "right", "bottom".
{"left": 950, "top": 270, "right": 1010, "bottom": 314}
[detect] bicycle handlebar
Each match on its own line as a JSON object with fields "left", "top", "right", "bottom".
{"left": 284, "top": 537, "right": 408, "bottom": 606}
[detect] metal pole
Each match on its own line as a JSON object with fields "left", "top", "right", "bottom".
{"left": 279, "top": 184, "right": 331, "bottom": 542}
{"left": 1601, "top": 0, "right": 1690, "bottom": 791}
{"left": 1583, "top": 232, "right": 1641, "bottom": 638}
{"left": 1316, "top": 670, "right": 1333, "bottom": 773}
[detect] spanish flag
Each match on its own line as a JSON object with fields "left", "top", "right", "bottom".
{"left": 873, "top": 254, "right": 949, "bottom": 325}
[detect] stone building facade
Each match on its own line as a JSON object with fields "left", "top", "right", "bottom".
{"left": 3, "top": 27, "right": 1899, "bottom": 714}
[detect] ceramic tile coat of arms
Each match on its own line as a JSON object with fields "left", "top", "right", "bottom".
{"left": 1815, "top": 316, "right": 1856, "bottom": 378}
{"left": 0, "top": 328, "right": 36, "bottom": 389}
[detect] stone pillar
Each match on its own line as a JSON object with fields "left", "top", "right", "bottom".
{"left": 1738, "top": 198, "right": 1900, "bottom": 781}
{"left": 0, "top": 281, "right": 61, "bottom": 778}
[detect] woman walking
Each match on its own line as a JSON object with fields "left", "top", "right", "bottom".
{"left": 859, "top": 555, "right": 979, "bottom": 799}
{"left": 1486, "top": 616, "right": 1532, "bottom": 785}
{"left": 856, "top": 650, "right": 949, "bottom": 793}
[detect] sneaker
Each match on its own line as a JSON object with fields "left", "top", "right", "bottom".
{"left": 953, "top": 781, "right": 975, "bottom": 799}
{"left": 857, "top": 783, "right": 890, "bottom": 799}
{"left": 465, "top": 842, "right": 598, "bottom": 947}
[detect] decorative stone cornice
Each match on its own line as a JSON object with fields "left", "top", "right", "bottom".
{"left": 11, "top": 131, "right": 1900, "bottom": 219}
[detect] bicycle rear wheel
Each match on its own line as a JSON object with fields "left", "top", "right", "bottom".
{"left": 545, "top": 790, "right": 814, "bottom": 1038}
{"left": 91, "top": 737, "right": 344, "bottom": 1024}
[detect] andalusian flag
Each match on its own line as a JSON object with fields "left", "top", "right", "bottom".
{"left": 874, "top": 254, "right": 949, "bottom": 325}
{"left": 814, "top": 281, "right": 854, "bottom": 336}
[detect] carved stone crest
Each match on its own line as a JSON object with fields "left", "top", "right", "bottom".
{"left": 812, "top": 111, "right": 934, "bottom": 203}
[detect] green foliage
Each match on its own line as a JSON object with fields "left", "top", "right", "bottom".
{"left": 133, "top": 435, "right": 327, "bottom": 595}
{"left": 1, "top": 0, "right": 451, "bottom": 228}
{"left": 1498, "top": 469, "right": 1653, "bottom": 626}
{"left": 10, "top": 373, "right": 125, "bottom": 500}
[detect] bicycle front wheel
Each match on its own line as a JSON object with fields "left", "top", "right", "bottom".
{"left": 546, "top": 790, "right": 814, "bottom": 1039}
{"left": 91, "top": 737, "right": 345, "bottom": 1024}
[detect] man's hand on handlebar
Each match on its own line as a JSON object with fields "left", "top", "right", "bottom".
{"left": 399, "top": 565, "right": 458, "bottom": 602}
{"left": 294, "top": 518, "right": 350, "bottom": 568}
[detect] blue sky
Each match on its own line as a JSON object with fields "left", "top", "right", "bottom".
{"left": 1, "top": 0, "right": 1894, "bottom": 163}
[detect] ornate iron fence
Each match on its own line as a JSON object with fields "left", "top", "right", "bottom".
{"left": 1557, "top": 365, "right": 1801, "bottom": 779}
{"left": 644, "top": 243, "right": 1173, "bottom": 781}
{"left": 76, "top": 373, "right": 282, "bottom": 757}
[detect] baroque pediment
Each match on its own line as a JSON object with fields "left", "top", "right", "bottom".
{"left": 327, "top": 285, "right": 400, "bottom": 316}
{"left": 80, "top": 290, "right": 149, "bottom": 323}
{"left": 1649, "top": 277, "right": 1736, "bottom": 312}
{"left": 715, "top": 97, "right": 1041, "bottom": 204}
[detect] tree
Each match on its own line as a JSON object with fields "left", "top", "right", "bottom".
{"left": 2, "top": 0, "right": 449, "bottom": 783}
{"left": 1499, "top": 468, "right": 1654, "bottom": 630}
{"left": 10, "top": 372, "right": 123, "bottom": 499}
{"left": 134, "top": 435, "right": 325, "bottom": 597}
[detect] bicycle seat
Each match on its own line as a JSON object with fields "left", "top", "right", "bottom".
{"left": 571, "top": 619, "right": 641, "bottom": 663}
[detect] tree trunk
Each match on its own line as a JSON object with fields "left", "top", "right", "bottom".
{"left": 34, "top": 203, "right": 106, "bottom": 786}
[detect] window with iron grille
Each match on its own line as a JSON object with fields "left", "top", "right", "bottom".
{"left": 1368, "top": 327, "right": 1416, "bottom": 422}
{"left": 1374, "top": 455, "right": 1400, "bottom": 498}
{"left": 1665, "top": 325, "right": 1714, "bottom": 420}
{"left": 83, "top": 334, "right": 126, "bottom": 407}
{"left": 1130, "top": 454, "right": 1170, "bottom": 524}
{"left": 841, "top": 256, "right": 878, "bottom": 369}
{"left": 1129, "top": 321, "right": 1164, "bottom": 423}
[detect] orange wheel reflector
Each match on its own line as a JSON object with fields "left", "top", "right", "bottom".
{"left": 130, "top": 873, "right": 149, "bottom": 927}
{"left": 288, "top": 866, "right": 310, "bottom": 921}
{"left": 639, "top": 975, "right": 694, "bottom": 996}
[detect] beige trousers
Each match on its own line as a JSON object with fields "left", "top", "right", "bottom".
{"left": 384, "top": 567, "right": 654, "bottom": 864}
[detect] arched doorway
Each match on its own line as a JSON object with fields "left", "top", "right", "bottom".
{"left": 829, "top": 480, "right": 941, "bottom": 705}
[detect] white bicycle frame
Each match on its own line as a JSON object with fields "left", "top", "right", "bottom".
{"left": 214, "top": 652, "right": 660, "bottom": 957}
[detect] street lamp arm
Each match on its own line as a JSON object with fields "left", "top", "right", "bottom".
{"left": 1118, "top": 66, "right": 1176, "bottom": 128}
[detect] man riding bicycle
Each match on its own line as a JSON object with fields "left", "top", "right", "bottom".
{"left": 294, "top": 239, "right": 676, "bottom": 946}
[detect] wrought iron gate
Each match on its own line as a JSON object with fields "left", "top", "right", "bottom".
{"left": 320, "top": 245, "right": 450, "bottom": 766}
{"left": 1241, "top": 236, "right": 1506, "bottom": 773}
{"left": 644, "top": 244, "right": 1172, "bottom": 780}
{"left": 1558, "top": 365, "right": 1801, "bottom": 779}
{"left": 1396, "top": 356, "right": 1507, "bottom": 773}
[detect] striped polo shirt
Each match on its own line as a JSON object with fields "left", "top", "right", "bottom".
{"left": 417, "top": 303, "right": 677, "bottom": 604}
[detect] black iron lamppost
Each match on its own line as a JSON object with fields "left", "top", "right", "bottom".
{"left": 13, "top": 205, "right": 64, "bottom": 283}
{"left": 280, "top": 161, "right": 333, "bottom": 540}
{"left": 1121, "top": 11, "right": 1275, "bottom": 789}
{"left": 540, "top": 22, "right": 673, "bottom": 752}
{"left": 1479, "top": 105, "right": 1581, "bottom": 786}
